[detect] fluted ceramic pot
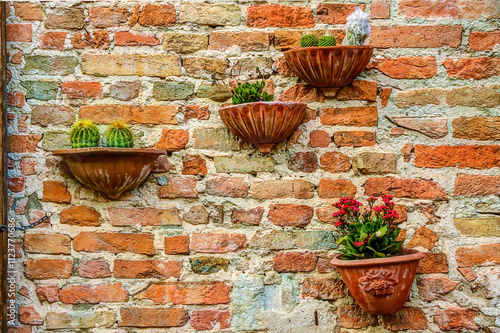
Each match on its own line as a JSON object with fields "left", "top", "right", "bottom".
{"left": 284, "top": 46, "right": 374, "bottom": 87}
{"left": 219, "top": 101, "right": 306, "bottom": 154}
{"left": 330, "top": 248, "right": 424, "bottom": 314}
{"left": 53, "top": 148, "right": 165, "bottom": 199}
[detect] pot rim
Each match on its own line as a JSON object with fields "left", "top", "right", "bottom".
{"left": 219, "top": 101, "right": 307, "bottom": 112}
{"left": 330, "top": 248, "right": 424, "bottom": 268}
{"left": 284, "top": 45, "right": 374, "bottom": 55}
{"left": 53, "top": 147, "right": 166, "bottom": 156}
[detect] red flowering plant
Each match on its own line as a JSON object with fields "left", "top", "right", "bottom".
{"left": 333, "top": 195, "right": 403, "bottom": 260}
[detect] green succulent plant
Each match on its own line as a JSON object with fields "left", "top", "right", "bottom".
{"left": 318, "top": 35, "right": 336, "bottom": 46}
{"left": 70, "top": 119, "right": 100, "bottom": 148}
{"left": 104, "top": 120, "right": 134, "bottom": 148}
{"left": 231, "top": 80, "right": 274, "bottom": 105}
{"left": 300, "top": 34, "right": 319, "bottom": 47}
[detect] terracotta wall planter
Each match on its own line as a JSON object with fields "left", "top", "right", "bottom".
{"left": 330, "top": 248, "right": 424, "bottom": 315}
{"left": 284, "top": 46, "right": 373, "bottom": 87}
{"left": 53, "top": 148, "right": 165, "bottom": 199}
{"left": 219, "top": 101, "right": 306, "bottom": 154}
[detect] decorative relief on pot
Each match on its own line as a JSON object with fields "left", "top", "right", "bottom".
{"left": 359, "top": 268, "right": 399, "bottom": 298}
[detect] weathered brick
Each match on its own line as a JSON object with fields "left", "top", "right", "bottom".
{"left": 23, "top": 55, "right": 78, "bottom": 75}
{"left": 417, "top": 253, "right": 449, "bottom": 273}
{"left": 89, "top": 7, "right": 130, "bottom": 28}
{"left": 301, "top": 278, "right": 346, "bottom": 300}
{"left": 153, "top": 81, "right": 194, "bottom": 101}
{"left": 196, "top": 83, "right": 232, "bottom": 101}
{"left": 115, "top": 31, "right": 160, "bottom": 46}
{"left": 399, "top": 0, "right": 498, "bottom": 19}
{"left": 152, "top": 155, "right": 172, "bottom": 173}
{"left": 206, "top": 177, "right": 248, "bottom": 198}
{"left": 109, "top": 207, "right": 181, "bottom": 226}
{"left": 273, "top": 252, "right": 317, "bottom": 272}
{"left": 352, "top": 152, "right": 397, "bottom": 175}
{"left": 250, "top": 179, "right": 314, "bottom": 199}
{"left": 14, "top": 2, "right": 43, "bottom": 21}
{"left": 364, "top": 177, "right": 448, "bottom": 200}
{"left": 8, "top": 177, "right": 25, "bottom": 193}
{"left": 319, "top": 152, "right": 351, "bottom": 173}
{"left": 453, "top": 117, "right": 500, "bottom": 140}
{"left": 371, "top": 25, "right": 462, "bottom": 48}
{"left": 371, "top": 0, "right": 391, "bottom": 18}
{"left": 162, "top": 32, "right": 208, "bottom": 53}
{"left": 456, "top": 244, "right": 500, "bottom": 267}
{"left": 369, "top": 56, "right": 437, "bottom": 79}
{"left": 81, "top": 54, "right": 181, "bottom": 77}
{"left": 183, "top": 57, "right": 227, "bottom": 78}
{"left": 108, "top": 81, "right": 141, "bottom": 101}
{"left": 77, "top": 260, "right": 111, "bottom": 278}
{"left": 394, "top": 88, "right": 444, "bottom": 108}
{"left": 210, "top": 31, "right": 272, "bottom": 51}
{"left": 62, "top": 81, "right": 102, "bottom": 99}
{"left": 36, "top": 285, "right": 60, "bottom": 303}
{"left": 19, "top": 306, "right": 43, "bottom": 325}
{"left": 45, "top": 311, "right": 115, "bottom": 330}
{"left": 59, "top": 283, "right": 128, "bottom": 304}
{"left": 80, "top": 105, "right": 179, "bottom": 125}
{"left": 317, "top": 3, "right": 366, "bottom": 24}
{"left": 119, "top": 308, "right": 188, "bottom": 328}
{"left": 382, "top": 307, "right": 428, "bottom": 331}
{"left": 165, "top": 235, "right": 190, "bottom": 255}
{"left": 22, "top": 80, "right": 59, "bottom": 100}
{"left": 24, "top": 233, "right": 71, "bottom": 254}
{"left": 407, "top": 226, "right": 438, "bottom": 250}
{"left": 7, "top": 92, "right": 25, "bottom": 108}
{"left": 443, "top": 57, "right": 500, "bottom": 79}
{"left": 214, "top": 156, "right": 274, "bottom": 173}
{"left": 333, "top": 131, "right": 376, "bottom": 147}
{"left": 43, "top": 132, "right": 70, "bottom": 150}
{"left": 447, "top": 86, "right": 500, "bottom": 107}
{"left": 179, "top": 3, "right": 240, "bottom": 26}
{"left": 418, "top": 277, "right": 460, "bottom": 301}
{"left": 138, "top": 4, "right": 176, "bottom": 26}
{"left": 190, "top": 310, "right": 231, "bottom": 330}
{"left": 268, "top": 204, "right": 314, "bottom": 227}
{"left": 193, "top": 128, "right": 239, "bottom": 150}
{"left": 247, "top": 5, "right": 314, "bottom": 28}
{"left": 191, "top": 233, "right": 246, "bottom": 253}
{"left": 434, "top": 308, "right": 479, "bottom": 331}
{"left": 71, "top": 31, "right": 109, "bottom": 49}
{"left": 280, "top": 84, "right": 324, "bottom": 103}
{"left": 232, "top": 207, "right": 264, "bottom": 225}
{"left": 320, "top": 106, "right": 377, "bottom": 127}
{"left": 136, "top": 282, "right": 231, "bottom": 304}
{"left": 182, "top": 205, "right": 209, "bottom": 225}
{"left": 42, "top": 181, "right": 71, "bottom": 203}
{"left": 338, "top": 304, "right": 377, "bottom": 328}
{"left": 289, "top": 152, "right": 318, "bottom": 173}
{"left": 454, "top": 217, "right": 500, "bottom": 236}
{"left": 318, "top": 179, "right": 357, "bottom": 198}
{"left": 25, "top": 259, "right": 73, "bottom": 279}
{"left": 61, "top": 206, "right": 101, "bottom": 226}
{"left": 20, "top": 158, "right": 35, "bottom": 175}
{"left": 470, "top": 31, "right": 500, "bottom": 51}
{"left": 39, "top": 31, "right": 67, "bottom": 50}
{"left": 308, "top": 130, "right": 331, "bottom": 148}
{"left": 415, "top": 145, "right": 500, "bottom": 169}
{"left": 6, "top": 23, "right": 32, "bottom": 42}
{"left": 73, "top": 232, "right": 155, "bottom": 255}
{"left": 44, "top": 8, "right": 85, "bottom": 29}
{"left": 113, "top": 260, "right": 182, "bottom": 278}
{"left": 389, "top": 115, "right": 448, "bottom": 139}
{"left": 8, "top": 135, "right": 41, "bottom": 153}
{"left": 159, "top": 177, "right": 197, "bottom": 198}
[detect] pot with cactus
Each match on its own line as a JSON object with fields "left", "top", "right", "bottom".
{"left": 329, "top": 196, "right": 424, "bottom": 315}
{"left": 219, "top": 79, "right": 306, "bottom": 154}
{"left": 284, "top": 7, "right": 374, "bottom": 87}
{"left": 53, "top": 120, "right": 165, "bottom": 199}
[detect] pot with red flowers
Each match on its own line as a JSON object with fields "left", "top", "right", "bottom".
{"left": 330, "top": 195, "right": 424, "bottom": 315}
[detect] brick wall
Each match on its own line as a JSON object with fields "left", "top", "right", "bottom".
{"left": 5, "top": 0, "right": 500, "bottom": 332}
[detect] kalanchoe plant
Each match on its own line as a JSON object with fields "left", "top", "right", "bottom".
{"left": 231, "top": 80, "right": 274, "bottom": 105}
{"left": 334, "top": 195, "right": 403, "bottom": 260}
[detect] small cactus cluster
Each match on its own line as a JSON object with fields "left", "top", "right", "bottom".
{"left": 343, "top": 7, "right": 370, "bottom": 46}
{"left": 232, "top": 80, "right": 274, "bottom": 105}
{"left": 69, "top": 119, "right": 134, "bottom": 148}
{"left": 300, "top": 34, "right": 336, "bottom": 47}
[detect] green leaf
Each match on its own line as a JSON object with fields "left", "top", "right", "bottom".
{"left": 375, "top": 225, "right": 387, "bottom": 237}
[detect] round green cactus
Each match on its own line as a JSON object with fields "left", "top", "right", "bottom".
{"left": 318, "top": 35, "right": 336, "bottom": 47}
{"left": 300, "top": 34, "right": 318, "bottom": 47}
{"left": 104, "top": 120, "right": 133, "bottom": 148}
{"left": 70, "top": 119, "right": 100, "bottom": 148}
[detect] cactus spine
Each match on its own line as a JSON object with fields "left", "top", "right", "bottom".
{"left": 343, "top": 7, "right": 371, "bottom": 46}
{"left": 300, "top": 34, "right": 319, "bottom": 47}
{"left": 318, "top": 35, "right": 336, "bottom": 46}
{"left": 70, "top": 119, "right": 100, "bottom": 148}
{"left": 104, "top": 120, "right": 134, "bottom": 148}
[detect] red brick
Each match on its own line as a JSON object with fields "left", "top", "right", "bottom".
{"left": 209, "top": 31, "right": 272, "bottom": 51}
{"left": 25, "top": 259, "right": 73, "bottom": 279}
{"left": 443, "top": 57, "right": 500, "bottom": 79}
{"left": 456, "top": 244, "right": 500, "bottom": 267}
{"left": 191, "top": 233, "right": 246, "bottom": 253}
{"left": 371, "top": 25, "right": 462, "bottom": 48}
{"left": 418, "top": 277, "right": 460, "bottom": 301}
{"left": 73, "top": 232, "right": 155, "bottom": 255}
{"left": 333, "top": 131, "right": 376, "bottom": 147}
{"left": 273, "top": 252, "right": 317, "bottom": 272}
{"left": 38, "top": 31, "right": 67, "bottom": 50}
{"left": 136, "top": 282, "right": 231, "bottom": 305}
{"left": 8, "top": 177, "right": 25, "bottom": 193}
{"left": 206, "top": 177, "right": 248, "bottom": 198}
{"left": 8, "top": 135, "right": 41, "bottom": 153}
{"left": 453, "top": 174, "right": 500, "bottom": 196}
{"left": 89, "top": 7, "right": 130, "bottom": 28}
{"left": 181, "top": 155, "right": 207, "bottom": 175}
{"left": 268, "top": 204, "right": 314, "bottom": 227}
{"left": 308, "top": 130, "right": 331, "bottom": 148}
{"left": 113, "top": 260, "right": 182, "bottom": 278}
{"left": 155, "top": 129, "right": 189, "bottom": 151}
{"left": 185, "top": 105, "right": 210, "bottom": 122}
{"left": 159, "top": 177, "right": 198, "bottom": 199}
{"left": 14, "top": 2, "right": 43, "bottom": 21}
{"left": 458, "top": 267, "right": 477, "bottom": 282}
{"left": 417, "top": 253, "right": 449, "bottom": 273}
{"left": 415, "top": 145, "right": 500, "bottom": 169}
{"left": 470, "top": 31, "right": 500, "bottom": 51}
{"left": 317, "top": 255, "right": 338, "bottom": 274}
{"left": 191, "top": 310, "right": 231, "bottom": 330}
{"left": 165, "top": 235, "right": 190, "bottom": 254}
{"left": 318, "top": 179, "right": 357, "bottom": 198}
{"left": 7, "top": 92, "right": 25, "bottom": 108}
{"left": 232, "top": 207, "right": 264, "bottom": 225}
{"left": 24, "top": 233, "right": 71, "bottom": 254}
{"left": 10, "top": 51, "right": 24, "bottom": 64}
{"left": 77, "top": 260, "right": 111, "bottom": 278}
{"left": 18, "top": 306, "right": 43, "bottom": 325}
{"left": 6, "top": 23, "right": 32, "bottom": 42}
{"left": 399, "top": 0, "right": 498, "bottom": 19}
{"left": 369, "top": 56, "right": 437, "bottom": 79}
{"left": 42, "top": 181, "right": 71, "bottom": 203}
{"left": 382, "top": 307, "right": 428, "bottom": 331}
{"left": 381, "top": 87, "right": 392, "bottom": 107}
{"left": 407, "top": 226, "right": 438, "bottom": 250}
{"left": 32, "top": 105, "right": 74, "bottom": 126}
{"left": 119, "top": 308, "right": 188, "bottom": 328}
{"left": 108, "top": 207, "right": 181, "bottom": 226}
{"left": 279, "top": 84, "right": 324, "bottom": 103}
{"left": 152, "top": 155, "right": 172, "bottom": 173}
{"left": 8, "top": 327, "right": 31, "bottom": 333}
{"left": 321, "top": 106, "right": 377, "bottom": 127}
{"left": 129, "top": 5, "right": 140, "bottom": 26}
{"left": 401, "top": 143, "right": 414, "bottom": 162}
{"left": 59, "top": 283, "right": 128, "bottom": 304}
{"left": 338, "top": 304, "right": 377, "bottom": 328}
{"left": 317, "top": 3, "right": 366, "bottom": 24}
{"left": 289, "top": 152, "right": 318, "bottom": 172}
{"left": 36, "top": 285, "right": 59, "bottom": 303}
{"left": 115, "top": 31, "right": 160, "bottom": 46}
{"left": 60, "top": 206, "right": 101, "bottom": 226}
{"left": 334, "top": 80, "right": 377, "bottom": 101}
{"left": 434, "top": 308, "right": 479, "bottom": 331}
{"left": 247, "top": 5, "right": 314, "bottom": 28}
{"left": 62, "top": 81, "right": 102, "bottom": 99}
{"left": 138, "top": 4, "right": 176, "bottom": 26}
{"left": 453, "top": 117, "right": 500, "bottom": 140}
{"left": 371, "top": 0, "right": 391, "bottom": 18}
{"left": 301, "top": 277, "right": 346, "bottom": 300}
{"left": 71, "top": 30, "right": 109, "bottom": 49}
{"left": 80, "top": 105, "right": 179, "bottom": 125}
{"left": 364, "top": 177, "right": 448, "bottom": 200}
{"left": 319, "top": 152, "right": 351, "bottom": 173}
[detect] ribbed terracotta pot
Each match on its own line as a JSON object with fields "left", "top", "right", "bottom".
{"left": 330, "top": 248, "right": 424, "bottom": 315}
{"left": 53, "top": 148, "right": 165, "bottom": 199}
{"left": 219, "top": 101, "right": 306, "bottom": 154}
{"left": 284, "top": 46, "right": 374, "bottom": 87}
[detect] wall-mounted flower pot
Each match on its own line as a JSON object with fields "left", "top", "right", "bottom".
{"left": 53, "top": 148, "right": 166, "bottom": 199}
{"left": 284, "top": 46, "right": 373, "bottom": 87}
{"left": 219, "top": 101, "right": 306, "bottom": 154}
{"left": 330, "top": 248, "right": 424, "bottom": 315}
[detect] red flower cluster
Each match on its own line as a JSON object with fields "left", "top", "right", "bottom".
{"left": 332, "top": 195, "right": 399, "bottom": 227}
